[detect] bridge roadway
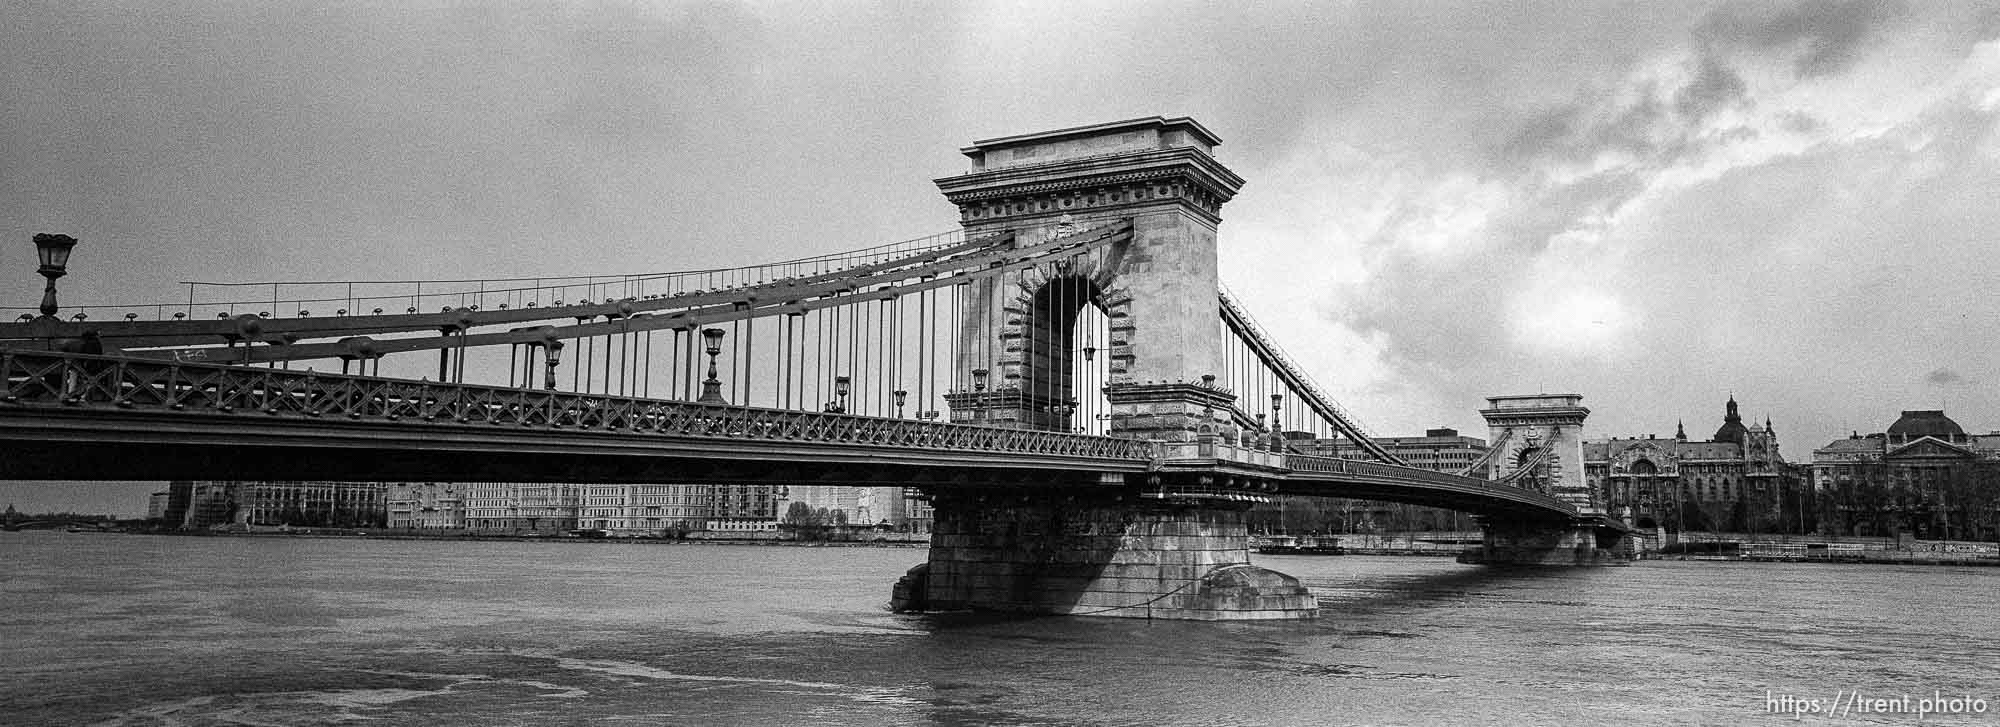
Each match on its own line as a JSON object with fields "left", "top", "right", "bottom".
{"left": 0, "top": 350, "right": 1579, "bottom": 522}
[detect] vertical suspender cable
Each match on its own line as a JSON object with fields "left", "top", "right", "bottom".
{"left": 847, "top": 298, "right": 858, "bottom": 412}
{"left": 792, "top": 310, "right": 804, "bottom": 409}
{"left": 817, "top": 302, "right": 829, "bottom": 410}
{"left": 891, "top": 295, "right": 901, "bottom": 415}
{"left": 950, "top": 281, "right": 961, "bottom": 392}
{"left": 887, "top": 296, "right": 897, "bottom": 414}
{"left": 861, "top": 298, "right": 873, "bottom": 415}
{"left": 916, "top": 287, "right": 926, "bottom": 417}
{"left": 684, "top": 328, "right": 696, "bottom": 400}
{"left": 777, "top": 312, "right": 788, "bottom": 409}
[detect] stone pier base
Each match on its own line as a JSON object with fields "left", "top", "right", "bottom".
{"left": 1457, "top": 517, "right": 1633, "bottom": 566}
{"left": 893, "top": 490, "right": 1317, "bottom": 620}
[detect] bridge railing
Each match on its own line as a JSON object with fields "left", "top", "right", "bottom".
{"left": 0, "top": 350, "right": 1158, "bottom": 462}
{"left": 1287, "top": 453, "right": 1499, "bottom": 489}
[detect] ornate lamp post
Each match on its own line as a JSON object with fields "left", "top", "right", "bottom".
{"left": 893, "top": 389, "right": 908, "bottom": 418}
{"left": 971, "top": 368, "right": 988, "bottom": 392}
{"left": 543, "top": 340, "right": 563, "bottom": 391}
{"left": 697, "top": 328, "right": 728, "bottom": 404}
{"left": 1270, "top": 394, "right": 1286, "bottom": 450}
{"left": 33, "top": 233, "right": 76, "bottom": 320}
{"left": 832, "top": 375, "right": 851, "bottom": 413}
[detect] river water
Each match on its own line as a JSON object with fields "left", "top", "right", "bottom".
{"left": 3, "top": 532, "right": 1995, "bottom": 726}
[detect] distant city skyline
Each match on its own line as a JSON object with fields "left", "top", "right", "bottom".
{"left": 0, "top": 481, "right": 157, "bottom": 518}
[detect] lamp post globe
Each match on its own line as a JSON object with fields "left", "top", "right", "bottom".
{"left": 542, "top": 340, "right": 564, "bottom": 391}
{"left": 32, "top": 233, "right": 77, "bottom": 319}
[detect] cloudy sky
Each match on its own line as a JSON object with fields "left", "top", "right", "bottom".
{"left": 4, "top": 1, "right": 1998, "bottom": 513}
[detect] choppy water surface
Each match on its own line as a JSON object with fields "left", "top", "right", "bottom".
{"left": 3, "top": 533, "right": 1994, "bottom": 725}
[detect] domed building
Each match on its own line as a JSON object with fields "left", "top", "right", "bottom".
{"left": 1884, "top": 410, "right": 1969, "bottom": 444}
{"left": 1583, "top": 397, "right": 1801, "bottom": 533}
{"left": 1812, "top": 410, "right": 2000, "bottom": 541}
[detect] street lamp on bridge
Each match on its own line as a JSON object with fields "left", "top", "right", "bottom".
{"left": 697, "top": 328, "right": 728, "bottom": 404}
{"left": 829, "top": 375, "right": 851, "bottom": 413}
{"left": 1270, "top": 394, "right": 1287, "bottom": 450}
{"left": 33, "top": 233, "right": 76, "bottom": 321}
{"left": 543, "top": 341, "right": 564, "bottom": 391}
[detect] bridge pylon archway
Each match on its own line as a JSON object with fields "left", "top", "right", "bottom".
{"left": 938, "top": 116, "right": 1241, "bottom": 442}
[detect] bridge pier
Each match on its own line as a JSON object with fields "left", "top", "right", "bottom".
{"left": 893, "top": 487, "right": 1317, "bottom": 620}
{"left": 1457, "top": 516, "right": 1633, "bottom": 566}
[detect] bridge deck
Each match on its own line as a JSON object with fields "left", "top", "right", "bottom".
{"left": 2, "top": 350, "right": 1587, "bottom": 521}
{"left": 0, "top": 350, "right": 1152, "bottom": 484}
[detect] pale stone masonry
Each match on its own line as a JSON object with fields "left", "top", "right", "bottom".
{"left": 917, "top": 494, "right": 1317, "bottom": 620}
{"left": 907, "top": 117, "right": 1319, "bottom": 618}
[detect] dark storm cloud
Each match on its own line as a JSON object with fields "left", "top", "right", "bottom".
{"left": 1697, "top": 0, "right": 1909, "bottom": 77}
{"left": 1675, "top": 55, "right": 1751, "bottom": 121}
{"left": 1275, "top": 0, "right": 2000, "bottom": 449}
{"left": 1926, "top": 369, "right": 1967, "bottom": 387}
{"left": 1488, "top": 55, "right": 1751, "bottom": 174}
{"left": 1488, "top": 172, "right": 1647, "bottom": 254}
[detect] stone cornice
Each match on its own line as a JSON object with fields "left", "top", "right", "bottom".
{"left": 937, "top": 147, "right": 1244, "bottom": 202}
{"left": 1482, "top": 414, "right": 1589, "bottom": 428}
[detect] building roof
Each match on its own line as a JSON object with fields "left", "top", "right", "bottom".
{"left": 1713, "top": 396, "right": 1748, "bottom": 445}
{"left": 1585, "top": 438, "right": 1743, "bottom": 461}
{"left": 1816, "top": 437, "right": 1883, "bottom": 454}
{"left": 1886, "top": 410, "right": 1965, "bottom": 439}
{"left": 1886, "top": 436, "right": 1976, "bottom": 459}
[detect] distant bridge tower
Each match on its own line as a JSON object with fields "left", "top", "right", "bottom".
{"left": 1464, "top": 393, "right": 1630, "bottom": 565}
{"left": 938, "top": 116, "right": 1240, "bottom": 439}
{"left": 1478, "top": 394, "right": 1597, "bottom": 514}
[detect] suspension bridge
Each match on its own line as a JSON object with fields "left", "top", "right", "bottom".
{"left": 0, "top": 116, "right": 1631, "bottom": 620}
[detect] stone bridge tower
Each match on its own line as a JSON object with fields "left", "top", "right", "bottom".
{"left": 1467, "top": 393, "right": 1631, "bottom": 565}
{"left": 937, "top": 116, "right": 1241, "bottom": 440}
{"left": 1478, "top": 394, "right": 1597, "bottom": 513}
{"left": 897, "top": 118, "right": 1318, "bottom": 619}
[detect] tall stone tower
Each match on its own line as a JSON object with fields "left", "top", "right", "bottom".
{"left": 935, "top": 117, "right": 1243, "bottom": 440}
{"left": 899, "top": 118, "right": 1318, "bottom": 620}
{"left": 1478, "top": 394, "right": 1597, "bottom": 514}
